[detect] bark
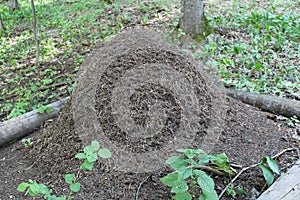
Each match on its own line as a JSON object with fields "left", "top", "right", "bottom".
{"left": 0, "top": 97, "right": 69, "bottom": 147}
{"left": 8, "top": 0, "right": 19, "bottom": 11}
{"left": 225, "top": 88, "right": 300, "bottom": 118}
{"left": 31, "top": 0, "right": 40, "bottom": 66}
{"left": 179, "top": 0, "right": 211, "bottom": 41}
{"left": 0, "top": 14, "right": 5, "bottom": 31}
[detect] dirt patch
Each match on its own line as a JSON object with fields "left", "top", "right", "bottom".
{"left": 1, "top": 98, "right": 298, "bottom": 200}
{"left": 0, "top": 29, "right": 299, "bottom": 200}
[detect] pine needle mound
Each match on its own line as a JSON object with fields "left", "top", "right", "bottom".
{"left": 21, "top": 28, "right": 226, "bottom": 198}
{"left": 72, "top": 28, "right": 225, "bottom": 172}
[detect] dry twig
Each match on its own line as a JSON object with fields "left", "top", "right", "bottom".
{"left": 135, "top": 175, "right": 150, "bottom": 200}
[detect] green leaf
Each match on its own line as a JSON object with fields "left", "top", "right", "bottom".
{"left": 45, "top": 194, "right": 59, "bottom": 200}
{"left": 199, "top": 192, "right": 219, "bottom": 200}
{"left": 211, "top": 153, "right": 229, "bottom": 164}
{"left": 266, "top": 157, "right": 280, "bottom": 175}
{"left": 194, "top": 149, "right": 206, "bottom": 154}
{"left": 98, "top": 148, "right": 112, "bottom": 158}
{"left": 176, "top": 149, "right": 187, "bottom": 153}
{"left": 195, "top": 170, "right": 218, "bottom": 200}
{"left": 38, "top": 184, "right": 51, "bottom": 195}
{"left": 65, "top": 174, "right": 76, "bottom": 184}
{"left": 166, "top": 156, "right": 186, "bottom": 170}
{"left": 45, "top": 106, "right": 51, "bottom": 114}
{"left": 197, "top": 153, "right": 210, "bottom": 166}
{"left": 173, "top": 192, "right": 192, "bottom": 200}
{"left": 70, "top": 182, "right": 81, "bottom": 193}
{"left": 86, "top": 152, "right": 98, "bottom": 162}
{"left": 90, "top": 140, "right": 100, "bottom": 151}
{"left": 81, "top": 161, "right": 94, "bottom": 171}
{"left": 183, "top": 149, "right": 197, "bottom": 159}
{"left": 17, "top": 182, "right": 29, "bottom": 192}
{"left": 260, "top": 164, "right": 275, "bottom": 187}
{"left": 75, "top": 153, "right": 86, "bottom": 159}
{"left": 166, "top": 156, "right": 182, "bottom": 164}
{"left": 28, "top": 187, "right": 39, "bottom": 196}
{"left": 171, "top": 181, "right": 188, "bottom": 193}
{"left": 83, "top": 146, "right": 94, "bottom": 155}
{"left": 209, "top": 153, "right": 231, "bottom": 173}
{"left": 178, "top": 167, "right": 193, "bottom": 180}
{"left": 27, "top": 181, "right": 41, "bottom": 196}
{"left": 161, "top": 174, "right": 179, "bottom": 187}
{"left": 233, "top": 46, "right": 240, "bottom": 55}
{"left": 195, "top": 170, "right": 214, "bottom": 190}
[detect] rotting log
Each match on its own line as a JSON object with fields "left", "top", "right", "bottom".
{"left": 0, "top": 97, "right": 69, "bottom": 147}
{"left": 225, "top": 89, "right": 300, "bottom": 118}
{"left": 257, "top": 159, "right": 300, "bottom": 200}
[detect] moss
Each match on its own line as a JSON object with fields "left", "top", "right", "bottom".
{"left": 194, "top": 15, "right": 213, "bottom": 42}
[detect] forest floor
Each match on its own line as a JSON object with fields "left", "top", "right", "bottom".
{"left": 0, "top": 97, "right": 299, "bottom": 199}
{"left": 0, "top": 0, "right": 300, "bottom": 199}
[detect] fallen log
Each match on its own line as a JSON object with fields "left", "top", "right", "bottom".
{"left": 0, "top": 97, "right": 69, "bottom": 147}
{"left": 225, "top": 89, "right": 300, "bottom": 118}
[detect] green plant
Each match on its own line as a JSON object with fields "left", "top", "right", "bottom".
{"left": 226, "top": 185, "right": 245, "bottom": 198}
{"left": 161, "top": 149, "right": 231, "bottom": 200}
{"left": 37, "top": 104, "right": 51, "bottom": 114}
{"left": 259, "top": 156, "right": 280, "bottom": 186}
{"left": 277, "top": 115, "right": 299, "bottom": 127}
{"left": 163, "top": 148, "right": 282, "bottom": 199}
{"left": 219, "top": 155, "right": 280, "bottom": 198}
{"left": 7, "top": 102, "right": 29, "bottom": 118}
{"left": 64, "top": 174, "right": 81, "bottom": 193}
{"left": 75, "top": 140, "right": 112, "bottom": 170}
{"left": 21, "top": 138, "right": 33, "bottom": 148}
{"left": 17, "top": 140, "right": 111, "bottom": 199}
{"left": 17, "top": 179, "right": 73, "bottom": 200}
{"left": 204, "top": 7, "right": 300, "bottom": 98}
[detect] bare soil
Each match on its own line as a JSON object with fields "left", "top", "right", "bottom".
{"left": 0, "top": 96, "right": 299, "bottom": 200}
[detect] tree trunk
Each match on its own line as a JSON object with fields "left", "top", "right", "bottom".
{"left": 31, "top": 0, "right": 40, "bottom": 66}
{"left": 179, "top": 0, "right": 211, "bottom": 41}
{"left": 225, "top": 89, "right": 300, "bottom": 118}
{"left": 0, "top": 14, "right": 5, "bottom": 31}
{"left": 8, "top": 0, "right": 19, "bottom": 11}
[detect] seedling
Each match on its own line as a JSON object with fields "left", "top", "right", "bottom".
{"left": 75, "top": 140, "right": 112, "bottom": 171}
{"left": 17, "top": 179, "right": 72, "bottom": 200}
{"left": 38, "top": 105, "right": 51, "bottom": 114}
{"left": 17, "top": 140, "right": 111, "bottom": 199}
{"left": 21, "top": 138, "right": 33, "bottom": 148}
